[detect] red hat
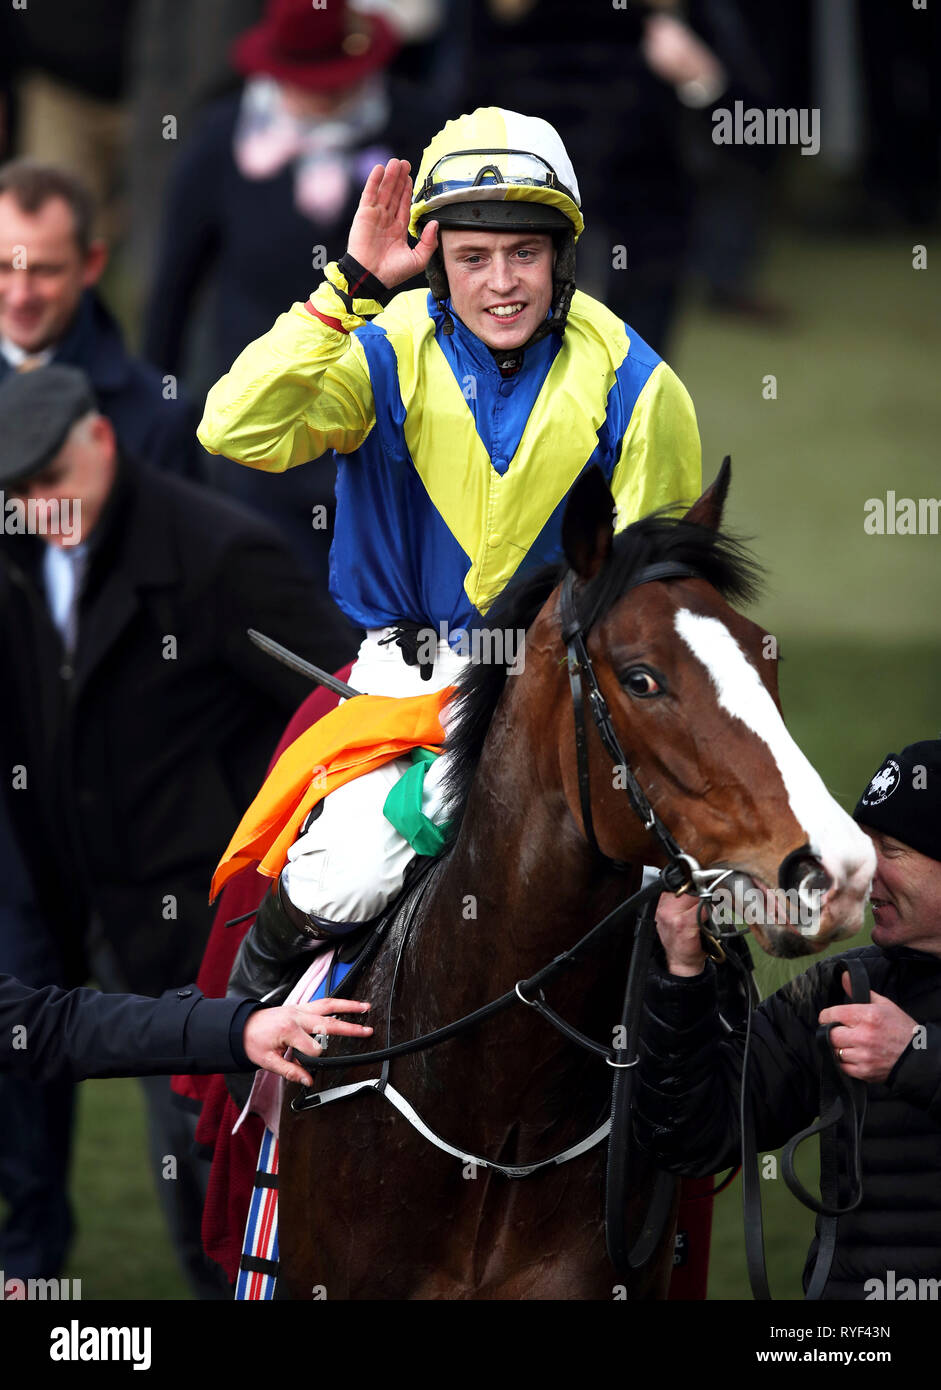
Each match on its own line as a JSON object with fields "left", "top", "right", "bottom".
{"left": 232, "top": 0, "right": 400, "bottom": 92}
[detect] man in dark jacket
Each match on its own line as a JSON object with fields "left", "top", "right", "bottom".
{"left": 0, "top": 364, "right": 355, "bottom": 1292}
{"left": 635, "top": 739, "right": 941, "bottom": 1299}
{"left": 0, "top": 158, "right": 204, "bottom": 479}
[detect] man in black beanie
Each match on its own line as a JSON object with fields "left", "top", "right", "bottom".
{"left": 633, "top": 739, "right": 941, "bottom": 1299}
{"left": 852, "top": 741, "right": 941, "bottom": 958}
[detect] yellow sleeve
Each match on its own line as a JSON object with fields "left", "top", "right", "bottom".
{"left": 609, "top": 361, "right": 702, "bottom": 527}
{"left": 197, "top": 263, "right": 380, "bottom": 473}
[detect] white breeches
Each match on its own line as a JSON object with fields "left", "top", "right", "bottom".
{"left": 280, "top": 629, "right": 470, "bottom": 925}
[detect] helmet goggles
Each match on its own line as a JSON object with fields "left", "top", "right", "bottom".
{"left": 415, "top": 149, "right": 575, "bottom": 207}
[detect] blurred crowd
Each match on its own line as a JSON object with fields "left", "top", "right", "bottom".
{"left": 0, "top": 0, "right": 936, "bottom": 1297}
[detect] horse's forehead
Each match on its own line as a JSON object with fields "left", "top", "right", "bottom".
{"left": 673, "top": 608, "right": 779, "bottom": 727}
{"left": 598, "top": 583, "right": 762, "bottom": 658}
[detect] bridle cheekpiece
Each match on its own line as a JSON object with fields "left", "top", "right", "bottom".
{"left": 558, "top": 566, "right": 734, "bottom": 944}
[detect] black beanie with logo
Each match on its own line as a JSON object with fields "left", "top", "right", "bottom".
{"left": 853, "top": 739, "right": 941, "bottom": 863}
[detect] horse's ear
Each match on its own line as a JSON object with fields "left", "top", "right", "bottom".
{"left": 562, "top": 466, "right": 615, "bottom": 579}
{"left": 683, "top": 456, "right": 732, "bottom": 532}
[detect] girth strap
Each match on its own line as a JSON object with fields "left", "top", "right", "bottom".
{"left": 294, "top": 1076, "right": 611, "bottom": 1178}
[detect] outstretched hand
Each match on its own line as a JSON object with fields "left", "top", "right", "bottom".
{"left": 243, "top": 997, "right": 372, "bottom": 1086}
{"left": 347, "top": 159, "right": 438, "bottom": 290}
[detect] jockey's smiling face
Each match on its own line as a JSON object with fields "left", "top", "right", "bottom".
{"left": 439, "top": 230, "right": 555, "bottom": 350}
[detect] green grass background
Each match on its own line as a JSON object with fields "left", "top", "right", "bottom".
{"left": 7, "top": 232, "right": 938, "bottom": 1300}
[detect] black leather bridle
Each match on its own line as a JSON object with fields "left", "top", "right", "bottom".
{"left": 557, "top": 561, "right": 737, "bottom": 975}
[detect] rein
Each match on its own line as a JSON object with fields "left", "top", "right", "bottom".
{"left": 738, "top": 953, "right": 870, "bottom": 1300}
{"left": 292, "top": 867, "right": 668, "bottom": 1077}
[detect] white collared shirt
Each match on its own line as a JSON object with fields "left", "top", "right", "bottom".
{"left": 0, "top": 337, "right": 55, "bottom": 370}
{"left": 43, "top": 542, "right": 88, "bottom": 654}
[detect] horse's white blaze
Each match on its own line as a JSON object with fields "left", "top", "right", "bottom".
{"left": 674, "top": 610, "right": 875, "bottom": 930}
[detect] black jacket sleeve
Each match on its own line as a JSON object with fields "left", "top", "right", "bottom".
{"left": 887, "top": 1022, "right": 941, "bottom": 1123}
{"left": 0, "top": 973, "right": 263, "bottom": 1084}
{"left": 634, "top": 959, "right": 829, "bottom": 1176}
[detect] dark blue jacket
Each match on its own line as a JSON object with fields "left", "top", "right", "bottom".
{"left": 0, "top": 974, "right": 260, "bottom": 1084}
{"left": 0, "top": 289, "right": 206, "bottom": 480}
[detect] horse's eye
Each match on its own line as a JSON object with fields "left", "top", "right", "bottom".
{"left": 623, "top": 668, "right": 662, "bottom": 698}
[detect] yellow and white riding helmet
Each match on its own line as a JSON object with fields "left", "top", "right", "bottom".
{"left": 410, "top": 108, "right": 582, "bottom": 351}
{"left": 409, "top": 107, "right": 583, "bottom": 241}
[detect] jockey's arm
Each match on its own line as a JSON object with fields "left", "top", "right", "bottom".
{"left": 197, "top": 258, "right": 383, "bottom": 473}
{"left": 610, "top": 361, "right": 702, "bottom": 527}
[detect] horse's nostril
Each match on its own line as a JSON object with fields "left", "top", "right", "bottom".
{"left": 778, "top": 848, "right": 832, "bottom": 900}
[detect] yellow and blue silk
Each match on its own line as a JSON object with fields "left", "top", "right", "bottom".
{"left": 199, "top": 274, "right": 702, "bottom": 638}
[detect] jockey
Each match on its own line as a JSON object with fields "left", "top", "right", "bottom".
{"left": 198, "top": 107, "right": 702, "bottom": 963}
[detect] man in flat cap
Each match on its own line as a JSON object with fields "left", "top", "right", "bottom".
{"left": 635, "top": 740, "right": 941, "bottom": 1299}
{"left": 0, "top": 364, "right": 355, "bottom": 1294}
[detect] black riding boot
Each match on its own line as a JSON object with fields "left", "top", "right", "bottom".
{"left": 225, "top": 878, "right": 325, "bottom": 1109}
{"left": 227, "top": 876, "right": 324, "bottom": 1005}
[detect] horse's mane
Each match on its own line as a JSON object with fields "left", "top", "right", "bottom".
{"left": 442, "top": 512, "right": 762, "bottom": 827}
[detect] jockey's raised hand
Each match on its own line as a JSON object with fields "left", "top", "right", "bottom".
{"left": 347, "top": 158, "right": 438, "bottom": 289}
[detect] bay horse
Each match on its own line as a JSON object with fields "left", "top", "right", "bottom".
{"left": 275, "top": 460, "right": 875, "bottom": 1300}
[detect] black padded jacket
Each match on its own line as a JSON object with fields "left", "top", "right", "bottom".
{"left": 634, "top": 944, "right": 941, "bottom": 1298}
